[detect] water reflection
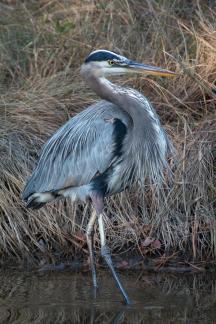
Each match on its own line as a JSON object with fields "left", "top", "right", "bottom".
{"left": 0, "top": 267, "right": 216, "bottom": 323}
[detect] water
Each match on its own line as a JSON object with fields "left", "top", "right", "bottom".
{"left": 0, "top": 267, "right": 216, "bottom": 323}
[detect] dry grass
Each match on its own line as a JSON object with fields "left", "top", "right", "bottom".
{"left": 0, "top": 0, "right": 215, "bottom": 265}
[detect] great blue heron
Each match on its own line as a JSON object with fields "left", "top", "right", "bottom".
{"left": 22, "top": 49, "right": 175, "bottom": 304}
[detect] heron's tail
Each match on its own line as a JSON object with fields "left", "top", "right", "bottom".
{"left": 25, "top": 192, "right": 58, "bottom": 209}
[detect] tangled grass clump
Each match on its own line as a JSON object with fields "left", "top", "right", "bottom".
{"left": 0, "top": 0, "right": 215, "bottom": 266}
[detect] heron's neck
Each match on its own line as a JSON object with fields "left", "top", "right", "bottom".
{"left": 82, "top": 68, "right": 148, "bottom": 126}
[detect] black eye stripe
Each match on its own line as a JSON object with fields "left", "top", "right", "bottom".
{"left": 113, "top": 59, "right": 128, "bottom": 66}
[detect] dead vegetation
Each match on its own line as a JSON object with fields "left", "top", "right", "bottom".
{"left": 0, "top": 0, "right": 215, "bottom": 266}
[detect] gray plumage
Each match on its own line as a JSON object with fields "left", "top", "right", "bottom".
{"left": 22, "top": 49, "right": 175, "bottom": 304}
{"left": 22, "top": 95, "right": 171, "bottom": 204}
{"left": 22, "top": 77, "right": 172, "bottom": 206}
{"left": 23, "top": 101, "right": 129, "bottom": 199}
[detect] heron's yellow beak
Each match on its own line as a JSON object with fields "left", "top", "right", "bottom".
{"left": 126, "top": 61, "right": 176, "bottom": 77}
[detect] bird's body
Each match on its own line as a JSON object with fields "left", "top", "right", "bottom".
{"left": 22, "top": 49, "right": 175, "bottom": 304}
{"left": 22, "top": 76, "right": 171, "bottom": 208}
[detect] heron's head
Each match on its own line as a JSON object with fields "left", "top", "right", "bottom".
{"left": 82, "top": 49, "right": 176, "bottom": 78}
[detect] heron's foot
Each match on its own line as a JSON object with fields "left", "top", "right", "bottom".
{"left": 101, "top": 245, "right": 132, "bottom": 305}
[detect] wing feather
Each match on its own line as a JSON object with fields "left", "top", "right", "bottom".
{"left": 22, "top": 101, "right": 130, "bottom": 199}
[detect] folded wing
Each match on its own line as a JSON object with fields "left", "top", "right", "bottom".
{"left": 22, "top": 101, "right": 130, "bottom": 200}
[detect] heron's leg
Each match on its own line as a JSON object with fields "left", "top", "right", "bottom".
{"left": 98, "top": 213, "right": 131, "bottom": 305}
{"left": 86, "top": 210, "right": 98, "bottom": 289}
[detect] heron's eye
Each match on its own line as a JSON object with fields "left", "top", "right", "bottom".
{"left": 108, "top": 60, "right": 115, "bottom": 66}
